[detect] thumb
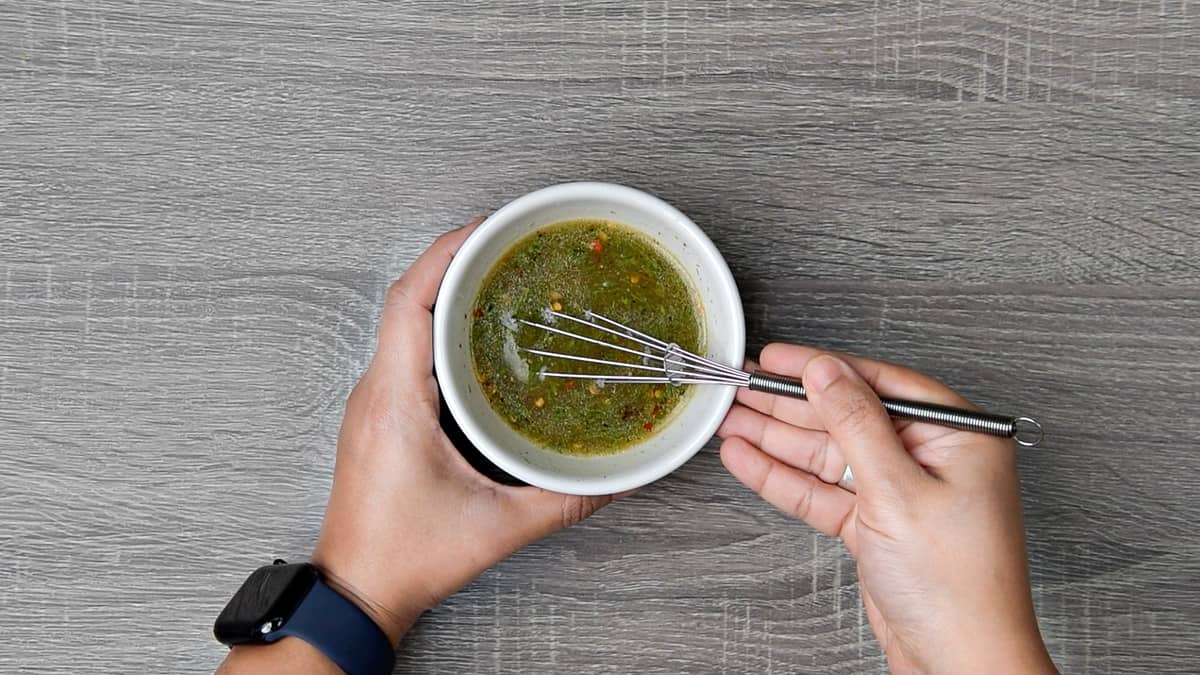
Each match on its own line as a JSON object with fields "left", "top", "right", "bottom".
{"left": 508, "top": 488, "right": 627, "bottom": 542}
{"left": 803, "top": 354, "right": 928, "bottom": 498}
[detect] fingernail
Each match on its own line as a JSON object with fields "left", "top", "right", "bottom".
{"left": 805, "top": 355, "right": 849, "bottom": 393}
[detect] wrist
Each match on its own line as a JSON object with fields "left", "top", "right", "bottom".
{"left": 979, "top": 632, "right": 1056, "bottom": 675}
{"left": 311, "top": 531, "right": 511, "bottom": 643}
{"left": 919, "top": 627, "right": 1055, "bottom": 675}
{"left": 312, "top": 561, "right": 425, "bottom": 646}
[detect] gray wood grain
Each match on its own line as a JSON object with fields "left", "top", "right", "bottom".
{"left": 2, "top": 1, "right": 1198, "bottom": 673}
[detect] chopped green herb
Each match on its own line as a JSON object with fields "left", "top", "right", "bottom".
{"left": 470, "top": 219, "right": 702, "bottom": 456}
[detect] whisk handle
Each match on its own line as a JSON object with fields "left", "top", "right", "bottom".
{"left": 746, "top": 371, "right": 1043, "bottom": 447}
{"left": 747, "top": 371, "right": 809, "bottom": 398}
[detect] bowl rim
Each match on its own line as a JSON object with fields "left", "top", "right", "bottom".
{"left": 432, "top": 181, "right": 745, "bottom": 495}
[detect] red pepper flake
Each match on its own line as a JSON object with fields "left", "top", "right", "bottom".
{"left": 473, "top": 307, "right": 484, "bottom": 318}
{"left": 651, "top": 404, "right": 661, "bottom": 416}
{"left": 589, "top": 238, "right": 604, "bottom": 254}
{"left": 643, "top": 422, "right": 654, "bottom": 431}
{"left": 564, "top": 380, "right": 574, "bottom": 390}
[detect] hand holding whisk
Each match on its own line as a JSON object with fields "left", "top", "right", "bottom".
{"left": 517, "top": 310, "right": 1044, "bottom": 448}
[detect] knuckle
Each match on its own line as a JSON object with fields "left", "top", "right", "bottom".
{"left": 560, "top": 496, "right": 589, "bottom": 528}
{"left": 830, "top": 387, "right": 877, "bottom": 433}
{"left": 384, "top": 278, "right": 412, "bottom": 307}
{"left": 346, "top": 378, "right": 373, "bottom": 410}
{"left": 835, "top": 507, "right": 856, "bottom": 540}
{"left": 811, "top": 434, "right": 831, "bottom": 476}
{"left": 347, "top": 377, "right": 402, "bottom": 432}
{"left": 753, "top": 459, "right": 776, "bottom": 495}
{"left": 790, "top": 482, "right": 815, "bottom": 520}
{"left": 434, "top": 229, "right": 459, "bottom": 247}
{"left": 360, "top": 396, "right": 399, "bottom": 432}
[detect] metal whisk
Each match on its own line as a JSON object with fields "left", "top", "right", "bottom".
{"left": 517, "top": 310, "right": 1043, "bottom": 448}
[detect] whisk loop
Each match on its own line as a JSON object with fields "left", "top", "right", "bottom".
{"left": 515, "top": 310, "right": 1043, "bottom": 448}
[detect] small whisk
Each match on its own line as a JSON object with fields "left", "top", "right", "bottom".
{"left": 517, "top": 310, "right": 1043, "bottom": 448}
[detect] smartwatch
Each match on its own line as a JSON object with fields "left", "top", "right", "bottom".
{"left": 214, "top": 560, "right": 395, "bottom": 675}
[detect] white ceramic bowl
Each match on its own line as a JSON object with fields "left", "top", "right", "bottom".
{"left": 433, "top": 182, "right": 745, "bottom": 495}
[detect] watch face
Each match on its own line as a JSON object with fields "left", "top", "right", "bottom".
{"left": 214, "top": 562, "right": 320, "bottom": 645}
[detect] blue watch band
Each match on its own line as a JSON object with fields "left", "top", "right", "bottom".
{"left": 264, "top": 577, "right": 395, "bottom": 675}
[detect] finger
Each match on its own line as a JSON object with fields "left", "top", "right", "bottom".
{"left": 375, "top": 218, "right": 484, "bottom": 373}
{"left": 803, "top": 355, "right": 929, "bottom": 498}
{"left": 509, "top": 487, "right": 624, "bottom": 542}
{"left": 766, "top": 344, "right": 971, "bottom": 406}
{"left": 720, "top": 436, "right": 856, "bottom": 540}
{"left": 717, "top": 403, "right": 847, "bottom": 484}
{"left": 737, "top": 344, "right": 973, "bottom": 437}
{"left": 735, "top": 382, "right": 980, "bottom": 476}
{"left": 760, "top": 345, "right": 1010, "bottom": 475}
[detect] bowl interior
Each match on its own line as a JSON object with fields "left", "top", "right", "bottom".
{"left": 435, "top": 184, "right": 744, "bottom": 495}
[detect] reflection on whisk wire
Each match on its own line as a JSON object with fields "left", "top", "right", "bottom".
{"left": 516, "top": 310, "right": 1043, "bottom": 448}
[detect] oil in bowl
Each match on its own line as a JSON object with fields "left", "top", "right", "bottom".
{"left": 470, "top": 219, "right": 704, "bottom": 456}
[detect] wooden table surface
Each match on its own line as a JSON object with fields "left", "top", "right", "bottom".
{"left": 2, "top": 1, "right": 1198, "bottom": 673}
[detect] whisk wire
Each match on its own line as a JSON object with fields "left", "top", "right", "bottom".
{"left": 548, "top": 310, "right": 743, "bottom": 381}
{"left": 516, "top": 318, "right": 650, "bottom": 363}
{"left": 513, "top": 309, "right": 1043, "bottom": 447}
{"left": 585, "top": 310, "right": 747, "bottom": 379}
{"left": 519, "top": 346, "right": 664, "bottom": 374}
